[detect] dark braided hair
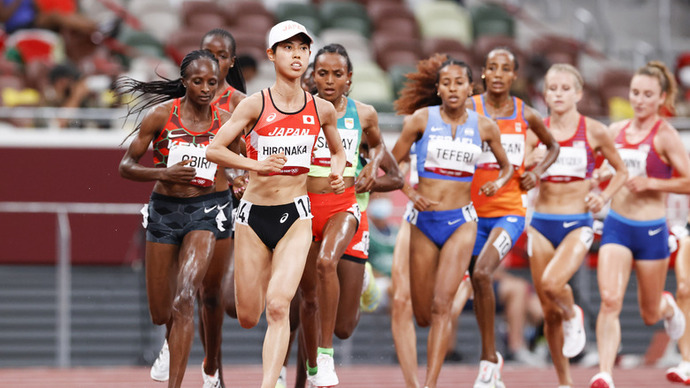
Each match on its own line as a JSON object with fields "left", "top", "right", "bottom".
{"left": 201, "top": 28, "right": 246, "bottom": 94}
{"left": 314, "top": 43, "right": 353, "bottom": 73}
{"left": 394, "top": 54, "right": 472, "bottom": 115}
{"left": 115, "top": 50, "right": 219, "bottom": 137}
{"left": 311, "top": 43, "right": 352, "bottom": 96}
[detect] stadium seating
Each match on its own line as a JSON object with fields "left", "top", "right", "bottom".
{"left": 274, "top": 2, "right": 322, "bottom": 35}
{"left": 469, "top": 3, "right": 515, "bottom": 39}
{"left": 371, "top": 34, "right": 422, "bottom": 71}
{"left": 118, "top": 27, "right": 166, "bottom": 59}
{"left": 181, "top": 1, "right": 225, "bottom": 28}
{"left": 319, "top": 28, "right": 373, "bottom": 64}
{"left": 319, "top": 1, "right": 371, "bottom": 37}
{"left": 165, "top": 28, "right": 208, "bottom": 65}
{"left": 530, "top": 34, "right": 581, "bottom": 67}
{"left": 348, "top": 60, "right": 393, "bottom": 106}
{"left": 422, "top": 37, "right": 474, "bottom": 66}
{"left": 388, "top": 63, "right": 416, "bottom": 98}
{"left": 414, "top": 1, "right": 473, "bottom": 46}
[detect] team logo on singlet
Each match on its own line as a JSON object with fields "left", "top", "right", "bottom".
{"left": 345, "top": 118, "right": 354, "bottom": 129}
{"left": 515, "top": 122, "right": 522, "bottom": 132}
{"left": 303, "top": 115, "right": 315, "bottom": 125}
{"left": 266, "top": 113, "right": 277, "bottom": 123}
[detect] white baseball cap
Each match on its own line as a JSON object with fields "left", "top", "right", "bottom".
{"left": 267, "top": 20, "right": 313, "bottom": 49}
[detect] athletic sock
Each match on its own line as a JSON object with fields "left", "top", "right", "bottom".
{"left": 317, "top": 347, "right": 334, "bottom": 357}
{"left": 306, "top": 361, "right": 318, "bottom": 376}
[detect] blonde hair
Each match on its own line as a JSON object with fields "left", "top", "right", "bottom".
{"left": 544, "top": 63, "right": 584, "bottom": 92}
{"left": 635, "top": 60, "right": 677, "bottom": 112}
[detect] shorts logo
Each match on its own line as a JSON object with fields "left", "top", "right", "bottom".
{"left": 563, "top": 221, "right": 579, "bottom": 228}
{"left": 280, "top": 213, "right": 289, "bottom": 223}
{"left": 266, "top": 113, "right": 277, "bottom": 123}
{"left": 648, "top": 227, "right": 663, "bottom": 236}
{"left": 303, "top": 115, "right": 315, "bottom": 125}
{"left": 204, "top": 205, "right": 218, "bottom": 213}
{"left": 448, "top": 219, "right": 463, "bottom": 225}
{"left": 507, "top": 217, "right": 518, "bottom": 223}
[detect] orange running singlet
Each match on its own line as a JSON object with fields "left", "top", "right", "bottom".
{"left": 469, "top": 95, "right": 529, "bottom": 217}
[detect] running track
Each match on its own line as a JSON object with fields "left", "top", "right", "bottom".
{"left": 1, "top": 365, "right": 681, "bottom": 387}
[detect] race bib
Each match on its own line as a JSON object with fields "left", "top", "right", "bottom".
{"left": 258, "top": 135, "right": 315, "bottom": 175}
{"left": 476, "top": 133, "right": 525, "bottom": 169}
{"left": 618, "top": 147, "right": 648, "bottom": 177}
{"left": 312, "top": 129, "right": 359, "bottom": 168}
{"left": 167, "top": 142, "right": 216, "bottom": 187}
{"left": 424, "top": 137, "right": 481, "bottom": 177}
{"left": 542, "top": 145, "right": 587, "bottom": 181}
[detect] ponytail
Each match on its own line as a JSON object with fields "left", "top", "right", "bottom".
{"left": 636, "top": 60, "right": 678, "bottom": 113}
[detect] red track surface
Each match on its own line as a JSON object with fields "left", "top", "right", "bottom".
{"left": 0, "top": 364, "right": 680, "bottom": 387}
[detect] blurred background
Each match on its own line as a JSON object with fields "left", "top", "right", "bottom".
{"left": 1, "top": 0, "right": 690, "bottom": 371}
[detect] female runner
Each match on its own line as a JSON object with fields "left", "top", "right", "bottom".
{"left": 205, "top": 20, "right": 346, "bottom": 388}
{"left": 466, "top": 47, "right": 559, "bottom": 388}
{"left": 590, "top": 61, "right": 690, "bottom": 388}
{"left": 391, "top": 53, "right": 512, "bottom": 388}
{"left": 525, "top": 63, "right": 627, "bottom": 388}
{"left": 149, "top": 28, "right": 247, "bottom": 388}
{"left": 118, "top": 50, "right": 234, "bottom": 388}
{"left": 298, "top": 43, "right": 403, "bottom": 387}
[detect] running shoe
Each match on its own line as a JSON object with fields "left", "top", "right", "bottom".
{"left": 473, "top": 352, "right": 505, "bottom": 388}
{"left": 314, "top": 351, "right": 339, "bottom": 387}
{"left": 562, "top": 304, "right": 586, "bottom": 358}
{"left": 201, "top": 363, "right": 221, "bottom": 388}
{"left": 276, "top": 366, "right": 287, "bottom": 388}
{"left": 664, "top": 292, "right": 686, "bottom": 341}
{"left": 512, "top": 347, "right": 546, "bottom": 367}
{"left": 150, "top": 340, "right": 169, "bottom": 382}
{"left": 589, "top": 371, "right": 615, "bottom": 388}
{"left": 667, "top": 361, "right": 690, "bottom": 384}
{"left": 360, "top": 262, "right": 381, "bottom": 312}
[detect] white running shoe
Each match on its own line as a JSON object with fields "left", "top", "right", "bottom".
{"left": 201, "top": 363, "right": 221, "bottom": 388}
{"left": 276, "top": 365, "right": 287, "bottom": 388}
{"left": 589, "top": 371, "right": 615, "bottom": 388}
{"left": 664, "top": 292, "right": 686, "bottom": 341}
{"left": 473, "top": 352, "right": 505, "bottom": 388}
{"left": 562, "top": 304, "right": 586, "bottom": 358}
{"left": 667, "top": 362, "right": 690, "bottom": 384}
{"left": 150, "top": 340, "right": 169, "bottom": 382}
{"left": 314, "top": 352, "right": 339, "bottom": 387}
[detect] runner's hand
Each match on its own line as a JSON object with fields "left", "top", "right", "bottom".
{"left": 257, "top": 153, "right": 287, "bottom": 175}
{"left": 163, "top": 159, "right": 196, "bottom": 183}
{"left": 329, "top": 172, "right": 346, "bottom": 194}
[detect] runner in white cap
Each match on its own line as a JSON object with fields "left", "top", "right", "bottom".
{"left": 206, "top": 20, "right": 346, "bottom": 388}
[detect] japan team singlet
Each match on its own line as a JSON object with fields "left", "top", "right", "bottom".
{"left": 245, "top": 89, "right": 321, "bottom": 176}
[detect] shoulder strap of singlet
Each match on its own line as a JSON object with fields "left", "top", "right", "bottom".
{"left": 245, "top": 90, "right": 266, "bottom": 136}
{"left": 471, "top": 95, "right": 486, "bottom": 116}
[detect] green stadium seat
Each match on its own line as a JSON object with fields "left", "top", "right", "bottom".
{"left": 319, "top": 1, "right": 371, "bottom": 37}
{"left": 414, "top": 1, "right": 472, "bottom": 46}
{"left": 469, "top": 3, "right": 515, "bottom": 39}
{"left": 388, "top": 64, "right": 416, "bottom": 98}
{"left": 348, "top": 61, "right": 393, "bottom": 105}
{"left": 274, "top": 2, "right": 322, "bottom": 35}
{"left": 118, "top": 28, "right": 166, "bottom": 58}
